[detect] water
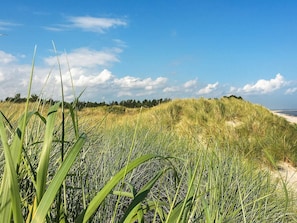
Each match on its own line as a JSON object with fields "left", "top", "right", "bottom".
{"left": 274, "top": 110, "right": 297, "bottom": 117}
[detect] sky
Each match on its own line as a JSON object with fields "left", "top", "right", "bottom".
{"left": 0, "top": 1, "right": 297, "bottom": 109}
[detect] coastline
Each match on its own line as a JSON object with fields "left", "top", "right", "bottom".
{"left": 272, "top": 111, "right": 297, "bottom": 124}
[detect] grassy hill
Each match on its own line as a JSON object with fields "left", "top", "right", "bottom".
{"left": 79, "top": 96, "right": 297, "bottom": 166}
{"left": 0, "top": 97, "right": 297, "bottom": 222}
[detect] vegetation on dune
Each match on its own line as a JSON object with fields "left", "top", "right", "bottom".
{"left": 77, "top": 96, "right": 297, "bottom": 166}
{"left": 0, "top": 95, "right": 297, "bottom": 222}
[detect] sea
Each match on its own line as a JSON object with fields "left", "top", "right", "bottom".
{"left": 273, "top": 110, "right": 297, "bottom": 117}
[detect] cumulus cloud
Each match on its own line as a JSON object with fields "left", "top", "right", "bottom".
{"left": 184, "top": 79, "right": 197, "bottom": 88}
{"left": 0, "top": 59, "right": 37, "bottom": 97}
{"left": 239, "top": 73, "right": 286, "bottom": 94}
{"left": 0, "top": 47, "right": 123, "bottom": 101}
{"left": 197, "top": 82, "right": 219, "bottom": 95}
{"left": 114, "top": 76, "right": 167, "bottom": 90}
{"left": 44, "top": 47, "right": 121, "bottom": 68}
{"left": 72, "top": 69, "right": 113, "bottom": 87}
{"left": 163, "top": 86, "right": 180, "bottom": 93}
{"left": 285, "top": 87, "right": 297, "bottom": 95}
{"left": 0, "top": 51, "right": 17, "bottom": 64}
{"left": 41, "top": 46, "right": 168, "bottom": 100}
{"left": 45, "top": 16, "right": 127, "bottom": 33}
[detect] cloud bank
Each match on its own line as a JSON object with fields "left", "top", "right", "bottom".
{"left": 0, "top": 47, "right": 295, "bottom": 104}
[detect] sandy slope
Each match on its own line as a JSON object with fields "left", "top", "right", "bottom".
{"left": 270, "top": 111, "right": 297, "bottom": 194}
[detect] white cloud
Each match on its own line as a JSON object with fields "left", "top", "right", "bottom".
{"left": 0, "top": 59, "right": 36, "bottom": 97}
{"left": 239, "top": 73, "right": 286, "bottom": 94}
{"left": 285, "top": 87, "right": 297, "bottom": 95}
{"left": 46, "top": 16, "right": 127, "bottom": 33}
{"left": 0, "top": 71, "right": 5, "bottom": 82}
{"left": 184, "top": 79, "right": 197, "bottom": 88}
{"left": 197, "top": 82, "right": 219, "bottom": 95}
{"left": 72, "top": 69, "right": 113, "bottom": 87}
{"left": 0, "top": 20, "right": 20, "bottom": 30}
{"left": 163, "top": 86, "right": 180, "bottom": 93}
{"left": 68, "top": 16, "right": 127, "bottom": 33}
{"left": 44, "top": 47, "right": 121, "bottom": 68}
{"left": 117, "top": 91, "right": 133, "bottom": 97}
{"left": 0, "top": 51, "right": 17, "bottom": 64}
{"left": 229, "top": 86, "right": 237, "bottom": 92}
{"left": 114, "top": 76, "right": 167, "bottom": 90}
{"left": 0, "top": 47, "right": 123, "bottom": 101}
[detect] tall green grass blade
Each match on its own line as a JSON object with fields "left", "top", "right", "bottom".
{"left": 0, "top": 113, "right": 23, "bottom": 223}
{"left": 166, "top": 196, "right": 194, "bottom": 223}
{"left": 237, "top": 179, "right": 247, "bottom": 223}
{"left": 78, "top": 154, "right": 159, "bottom": 223}
{"left": 9, "top": 111, "right": 35, "bottom": 165}
{"left": 164, "top": 166, "right": 186, "bottom": 223}
{"left": 52, "top": 41, "right": 68, "bottom": 220}
{"left": 175, "top": 160, "right": 200, "bottom": 222}
{"left": 0, "top": 111, "right": 35, "bottom": 222}
{"left": 36, "top": 102, "right": 60, "bottom": 202}
{"left": 31, "top": 133, "right": 86, "bottom": 223}
{"left": 120, "top": 168, "right": 171, "bottom": 223}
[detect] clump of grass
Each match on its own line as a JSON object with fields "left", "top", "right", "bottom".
{"left": 68, "top": 124, "right": 296, "bottom": 222}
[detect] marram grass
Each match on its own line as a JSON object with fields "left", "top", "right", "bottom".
{"left": 1, "top": 98, "right": 297, "bottom": 222}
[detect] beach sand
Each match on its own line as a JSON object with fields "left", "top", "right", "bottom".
{"left": 272, "top": 111, "right": 297, "bottom": 124}
{"left": 270, "top": 111, "right": 297, "bottom": 193}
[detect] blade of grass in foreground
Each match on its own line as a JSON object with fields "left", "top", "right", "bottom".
{"left": 36, "top": 102, "right": 60, "bottom": 203}
{"left": 0, "top": 113, "right": 23, "bottom": 223}
{"left": 120, "top": 167, "right": 172, "bottom": 223}
{"left": 0, "top": 111, "right": 35, "bottom": 222}
{"left": 31, "top": 133, "right": 87, "bottom": 223}
{"left": 77, "top": 154, "right": 160, "bottom": 223}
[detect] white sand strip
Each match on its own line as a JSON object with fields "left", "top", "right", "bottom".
{"left": 272, "top": 111, "right": 297, "bottom": 124}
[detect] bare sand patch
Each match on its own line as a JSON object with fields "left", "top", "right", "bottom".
{"left": 273, "top": 162, "right": 297, "bottom": 190}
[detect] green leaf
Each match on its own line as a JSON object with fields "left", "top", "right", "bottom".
{"left": 31, "top": 133, "right": 86, "bottom": 223}
{"left": 121, "top": 168, "right": 171, "bottom": 223}
{"left": 0, "top": 110, "right": 35, "bottom": 222}
{"left": 77, "top": 154, "right": 159, "bottom": 223}
{"left": 36, "top": 102, "right": 60, "bottom": 203}
{"left": 166, "top": 196, "right": 194, "bottom": 223}
{"left": 0, "top": 113, "right": 23, "bottom": 223}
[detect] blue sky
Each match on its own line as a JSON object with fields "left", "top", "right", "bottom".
{"left": 0, "top": 1, "right": 297, "bottom": 109}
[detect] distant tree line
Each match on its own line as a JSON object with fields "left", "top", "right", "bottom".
{"left": 223, "top": 95, "right": 243, "bottom": 100}
{"left": 3, "top": 93, "right": 171, "bottom": 109}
